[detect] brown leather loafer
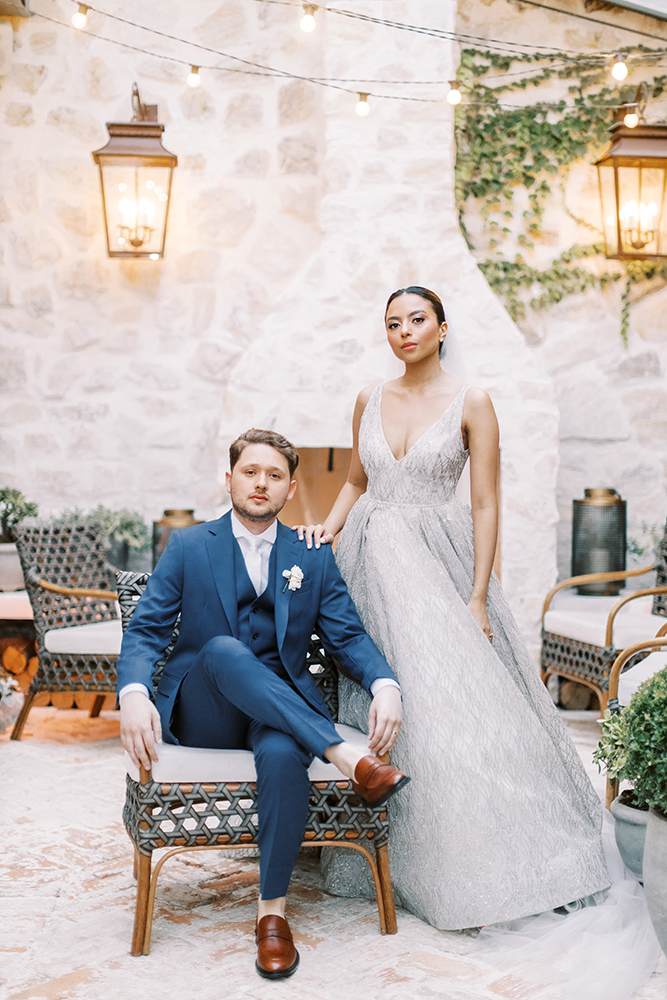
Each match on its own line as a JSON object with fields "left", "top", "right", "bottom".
{"left": 255, "top": 915, "right": 299, "bottom": 980}
{"left": 352, "top": 755, "right": 410, "bottom": 808}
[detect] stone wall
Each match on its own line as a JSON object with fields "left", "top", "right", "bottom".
{"left": 0, "top": 0, "right": 561, "bottom": 657}
{"left": 457, "top": 0, "right": 667, "bottom": 577}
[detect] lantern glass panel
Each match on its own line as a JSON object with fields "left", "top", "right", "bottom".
{"left": 99, "top": 164, "right": 172, "bottom": 257}
{"left": 617, "top": 165, "right": 667, "bottom": 256}
{"left": 597, "top": 164, "right": 619, "bottom": 256}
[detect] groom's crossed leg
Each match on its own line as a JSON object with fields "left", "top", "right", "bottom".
{"left": 173, "top": 635, "right": 342, "bottom": 901}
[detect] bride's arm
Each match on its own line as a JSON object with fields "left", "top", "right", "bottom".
{"left": 464, "top": 388, "right": 500, "bottom": 641}
{"left": 294, "top": 385, "right": 372, "bottom": 548}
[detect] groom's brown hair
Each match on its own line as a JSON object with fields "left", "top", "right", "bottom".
{"left": 229, "top": 428, "right": 299, "bottom": 478}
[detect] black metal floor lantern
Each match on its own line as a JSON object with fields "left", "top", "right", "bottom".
{"left": 91, "top": 84, "right": 178, "bottom": 260}
{"left": 595, "top": 117, "right": 667, "bottom": 261}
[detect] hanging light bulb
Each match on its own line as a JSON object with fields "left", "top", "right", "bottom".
{"left": 355, "top": 93, "right": 370, "bottom": 117}
{"left": 187, "top": 66, "right": 201, "bottom": 88}
{"left": 611, "top": 54, "right": 628, "bottom": 82}
{"left": 71, "top": 3, "right": 90, "bottom": 29}
{"left": 446, "top": 81, "right": 462, "bottom": 106}
{"left": 624, "top": 110, "right": 639, "bottom": 128}
{"left": 300, "top": 5, "right": 317, "bottom": 32}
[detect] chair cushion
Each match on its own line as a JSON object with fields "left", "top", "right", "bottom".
{"left": 544, "top": 592, "right": 665, "bottom": 648}
{"left": 0, "top": 590, "right": 32, "bottom": 620}
{"left": 125, "top": 723, "right": 370, "bottom": 783}
{"left": 44, "top": 618, "right": 123, "bottom": 655}
{"left": 618, "top": 651, "right": 667, "bottom": 707}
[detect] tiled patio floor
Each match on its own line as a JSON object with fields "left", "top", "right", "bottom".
{"left": 1, "top": 709, "right": 665, "bottom": 1000}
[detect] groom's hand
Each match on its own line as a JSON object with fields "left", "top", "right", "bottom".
{"left": 368, "top": 686, "right": 402, "bottom": 757}
{"left": 120, "top": 691, "right": 162, "bottom": 770}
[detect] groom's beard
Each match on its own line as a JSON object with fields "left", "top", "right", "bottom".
{"left": 230, "top": 494, "right": 285, "bottom": 525}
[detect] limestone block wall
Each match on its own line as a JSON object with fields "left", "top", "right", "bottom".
{"left": 457, "top": 0, "right": 667, "bottom": 577}
{"left": 220, "top": 0, "right": 561, "bottom": 657}
{"left": 0, "top": 0, "right": 560, "bottom": 656}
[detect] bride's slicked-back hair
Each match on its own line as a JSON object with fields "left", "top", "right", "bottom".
{"left": 385, "top": 286, "right": 447, "bottom": 355}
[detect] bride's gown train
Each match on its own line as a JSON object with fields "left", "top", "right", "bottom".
{"left": 323, "top": 382, "right": 610, "bottom": 928}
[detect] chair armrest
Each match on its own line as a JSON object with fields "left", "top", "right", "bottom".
{"left": 604, "top": 587, "right": 667, "bottom": 647}
{"left": 541, "top": 563, "right": 653, "bottom": 624}
{"left": 608, "top": 635, "right": 667, "bottom": 704}
{"left": 26, "top": 567, "right": 118, "bottom": 601}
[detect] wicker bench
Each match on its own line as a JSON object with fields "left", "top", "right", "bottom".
{"left": 11, "top": 522, "right": 120, "bottom": 739}
{"left": 541, "top": 521, "right": 667, "bottom": 713}
{"left": 116, "top": 570, "right": 397, "bottom": 956}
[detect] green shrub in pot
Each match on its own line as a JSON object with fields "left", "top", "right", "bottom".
{"left": 594, "top": 668, "right": 667, "bottom": 818}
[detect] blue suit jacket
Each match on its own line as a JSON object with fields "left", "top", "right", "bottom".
{"left": 116, "top": 511, "right": 397, "bottom": 740}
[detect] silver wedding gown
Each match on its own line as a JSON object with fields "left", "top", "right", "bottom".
{"left": 323, "top": 383, "right": 610, "bottom": 930}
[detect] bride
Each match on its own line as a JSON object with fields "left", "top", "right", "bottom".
{"left": 295, "top": 285, "right": 612, "bottom": 930}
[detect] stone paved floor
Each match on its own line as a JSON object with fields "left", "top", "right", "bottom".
{"left": 1, "top": 709, "right": 666, "bottom": 1000}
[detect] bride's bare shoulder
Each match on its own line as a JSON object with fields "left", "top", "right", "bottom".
{"left": 356, "top": 382, "right": 380, "bottom": 408}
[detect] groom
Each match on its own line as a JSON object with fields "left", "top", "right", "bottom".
{"left": 117, "top": 428, "right": 408, "bottom": 979}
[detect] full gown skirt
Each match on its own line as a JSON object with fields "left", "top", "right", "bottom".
{"left": 322, "top": 383, "right": 611, "bottom": 929}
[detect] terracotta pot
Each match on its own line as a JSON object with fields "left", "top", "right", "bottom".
{"left": 610, "top": 795, "right": 648, "bottom": 880}
{"left": 0, "top": 542, "right": 25, "bottom": 592}
{"left": 644, "top": 808, "right": 667, "bottom": 958}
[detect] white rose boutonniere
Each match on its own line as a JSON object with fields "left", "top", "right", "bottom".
{"left": 282, "top": 565, "right": 304, "bottom": 593}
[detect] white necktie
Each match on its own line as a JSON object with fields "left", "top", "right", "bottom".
{"left": 244, "top": 536, "right": 270, "bottom": 596}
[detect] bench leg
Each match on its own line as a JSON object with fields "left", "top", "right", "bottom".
{"left": 131, "top": 852, "right": 152, "bottom": 956}
{"left": 89, "top": 694, "right": 106, "bottom": 718}
{"left": 376, "top": 843, "right": 397, "bottom": 934}
{"left": 10, "top": 690, "right": 36, "bottom": 741}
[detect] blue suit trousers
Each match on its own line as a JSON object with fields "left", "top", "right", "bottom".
{"left": 171, "top": 635, "right": 343, "bottom": 899}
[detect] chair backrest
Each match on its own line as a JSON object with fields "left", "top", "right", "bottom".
{"left": 654, "top": 518, "right": 667, "bottom": 619}
{"left": 115, "top": 570, "right": 340, "bottom": 719}
{"left": 15, "top": 521, "right": 117, "bottom": 637}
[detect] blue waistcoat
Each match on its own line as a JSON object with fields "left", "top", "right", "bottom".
{"left": 233, "top": 537, "right": 288, "bottom": 680}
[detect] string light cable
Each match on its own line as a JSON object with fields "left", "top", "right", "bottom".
{"left": 28, "top": 3, "right": 663, "bottom": 116}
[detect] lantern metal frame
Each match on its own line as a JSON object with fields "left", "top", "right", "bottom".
{"left": 594, "top": 117, "right": 667, "bottom": 261}
{"left": 91, "top": 84, "right": 178, "bottom": 260}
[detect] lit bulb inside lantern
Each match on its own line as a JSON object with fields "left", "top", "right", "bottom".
{"left": 355, "top": 93, "right": 370, "bottom": 117}
{"left": 71, "top": 3, "right": 89, "bottom": 29}
{"left": 300, "top": 5, "right": 316, "bottom": 32}
{"left": 619, "top": 199, "right": 658, "bottom": 229}
{"left": 149, "top": 253, "right": 160, "bottom": 260}
{"left": 187, "top": 66, "right": 201, "bottom": 88}
{"left": 611, "top": 55, "right": 628, "bottom": 81}
{"left": 623, "top": 111, "right": 639, "bottom": 128}
{"left": 446, "top": 84, "right": 462, "bottom": 106}
{"left": 118, "top": 183, "right": 127, "bottom": 192}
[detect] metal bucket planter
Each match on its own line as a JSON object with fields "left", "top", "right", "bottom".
{"left": 610, "top": 795, "right": 648, "bottom": 879}
{"left": 644, "top": 808, "right": 667, "bottom": 957}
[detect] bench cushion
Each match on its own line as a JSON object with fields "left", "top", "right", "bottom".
{"left": 618, "top": 651, "right": 667, "bottom": 707}
{"left": 44, "top": 618, "right": 123, "bottom": 655}
{"left": 544, "top": 592, "right": 664, "bottom": 648}
{"left": 125, "top": 723, "right": 369, "bottom": 783}
{"left": 0, "top": 590, "right": 32, "bottom": 620}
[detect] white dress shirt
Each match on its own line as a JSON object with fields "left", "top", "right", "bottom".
{"left": 119, "top": 512, "right": 399, "bottom": 700}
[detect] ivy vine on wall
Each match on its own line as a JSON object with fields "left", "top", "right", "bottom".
{"left": 454, "top": 47, "right": 667, "bottom": 344}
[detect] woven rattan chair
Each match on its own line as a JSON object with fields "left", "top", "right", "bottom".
{"left": 541, "top": 522, "right": 667, "bottom": 713}
{"left": 604, "top": 622, "right": 667, "bottom": 808}
{"left": 116, "top": 570, "right": 397, "bottom": 956}
{"left": 10, "top": 522, "right": 121, "bottom": 740}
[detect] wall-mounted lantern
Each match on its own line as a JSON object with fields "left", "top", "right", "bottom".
{"left": 91, "top": 84, "right": 177, "bottom": 259}
{"left": 595, "top": 116, "right": 667, "bottom": 260}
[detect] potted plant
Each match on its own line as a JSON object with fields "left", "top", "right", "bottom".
{"left": 0, "top": 488, "right": 39, "bottom": 591}
{"left": 54, "top": 505, "right": 151, "bottom": 571}
{"left": 594, "top": 667, "right": 667, "bottom": 955}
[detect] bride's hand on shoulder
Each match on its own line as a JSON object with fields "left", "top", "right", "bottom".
{"left": 291, "top": 524, "right": 334, "bottom": 550}
{"left": 468, "top": 596, "right": 493, "bottom": 643}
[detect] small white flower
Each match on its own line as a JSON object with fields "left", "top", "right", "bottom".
{"left": 282, "top": 564, "right": 304, "bottom": 592}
